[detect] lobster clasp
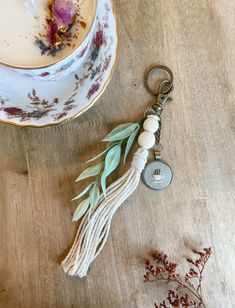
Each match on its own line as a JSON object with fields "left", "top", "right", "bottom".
{"left": 144, "top": 65, "right": 174, "bottom": 116}
{"left": 154, "top": 85, "right": 174, "bottom": 115}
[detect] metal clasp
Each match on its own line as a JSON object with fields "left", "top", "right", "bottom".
{"left": 153, "top": 85, "right": 173, "bottom": 116}
{"left": 144, "top": 65, "right": 174, "bottom": 116}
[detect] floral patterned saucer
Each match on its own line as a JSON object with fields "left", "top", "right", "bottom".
{"left": 0, "top": 0, "right": 117, "bottom": 127}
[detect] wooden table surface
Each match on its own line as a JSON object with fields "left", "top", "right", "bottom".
{"left": 0, "top": 1, "right": 235, "bottom": 307}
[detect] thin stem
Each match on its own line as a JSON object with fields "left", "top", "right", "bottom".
{"left": 160, "top": 276, "right": 207, "bottom": 307}
{"left": 148, "top": 274, "right": 204, "bottom": 305}
{"left": 188, "top": 281, "right": 200, "bottom": 296}
{"left": 197, "top": 256, "right": 210, "bottom": 303}
{"left": 174, "top": 279, "right": 202, "bottom": 302}
{"left": 145, "top": 250, "right": 211, "bottom": 308}
{"left": 146, "top": 277, "right": 169, "bottom": 283}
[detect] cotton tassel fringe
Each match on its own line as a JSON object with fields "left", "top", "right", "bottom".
{"left": 62, "top": 115, "right": 159, "bottom": 277}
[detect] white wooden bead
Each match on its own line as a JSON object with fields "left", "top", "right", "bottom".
{"left": 143, "top": 115, "right": 159, "bottom": 133}
{"left": 148, "top": 114, "right": 160, "bottom": 121}
{"left": 138, "top": 131, "right": 155, "bottom": 149}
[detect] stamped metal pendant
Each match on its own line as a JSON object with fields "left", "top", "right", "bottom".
{"left": 143, "top": 159, "right": 173, "bottom": 190}
{"left": 142, "top": 143, "right": 173, "bottom": 190}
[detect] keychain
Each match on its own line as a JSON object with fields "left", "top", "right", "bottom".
{"left": 62, "top": 65, "right": 174, "bottom": 278}
{"left": 142, "top": 65, "right": 173, "bottom": 190}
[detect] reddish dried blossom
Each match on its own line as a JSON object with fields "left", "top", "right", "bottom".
{"left": 185, "top": 268, "right": 198, "bottom": 282}
{"left": 36, "top": 0, "right": 78, "bottom": 55}
{"left": 46, "top": 21, "right": 59, "bottom": 46}
{"left": 52, "top": 0, "right": 76, "bottom": 26}
{"left": 144, "top": 248, "right": 212, "bottom": 308}
{"left": 155, "top": 302, "right": 168, "bottom": 308}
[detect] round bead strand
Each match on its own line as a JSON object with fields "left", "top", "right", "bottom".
{"left": 138, "top": 115, "right": 160, "bottom": 149}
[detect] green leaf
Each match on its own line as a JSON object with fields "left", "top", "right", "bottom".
{"left": 101, "top": 144, "right": 121, "bottom": 196}
{"left": 76, "top": 163, "right": 103, "bottom": 182}
{"left": 123, "top": 125, "right": 140, "bottom": 163}
{"left": 89, "top": 182, "right": 100, "bottom": 208}
{"left": 71, "top": 182, "right": 95, "bottom": 201}
{"left": 101, "top": 171, "right": 107, "bottom": 197}
{"left": 104, "top": 144, "right": 121, "bottom": 177}
{"left": 86, "top": 144, "right": 116, "bottom": 163}
{"left": 72, "top": 198, "right": 90, "bottom": 222}
{"left": 102, "top": 123, "right": 139, "bottom": 142}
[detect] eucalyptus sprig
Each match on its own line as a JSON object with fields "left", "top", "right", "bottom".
{"left": 72, "top": 123, "right": 141, "bottom": 222}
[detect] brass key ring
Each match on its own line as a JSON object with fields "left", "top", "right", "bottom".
{"left": 144, "top": 65, "right": 174, "bottom": 95}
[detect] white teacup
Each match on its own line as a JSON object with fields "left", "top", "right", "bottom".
{"left": 0, "top": 0, "right": 98, "bottom": 80}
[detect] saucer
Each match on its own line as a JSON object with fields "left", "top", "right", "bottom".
{"left": 0, "top": 0, "right": 118, "bottom": 127}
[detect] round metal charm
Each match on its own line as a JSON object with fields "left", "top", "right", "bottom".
{"left": 142, "top": 160, "right": 173, "bottom": 190}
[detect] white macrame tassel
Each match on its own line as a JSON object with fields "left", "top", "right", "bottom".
{"left": 62, "top": 115, "right": 160, "bottom": 277}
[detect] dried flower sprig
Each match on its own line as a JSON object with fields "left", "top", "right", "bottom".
{"left": 72, "top": 123, "right": 141, "bottom": 221}
{"left": 35, "top": 0, "right": 82, "bottom": 56}
{"left": 144, "top": 247, "right": 212, "bottom": 308}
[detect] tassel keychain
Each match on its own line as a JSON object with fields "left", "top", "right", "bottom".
{"left": 62, "top": 65, "right": 174, "bottom": 277}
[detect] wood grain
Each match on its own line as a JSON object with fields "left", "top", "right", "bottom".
{"left": 0, "top": 0, "right": 235, "bottom": 307}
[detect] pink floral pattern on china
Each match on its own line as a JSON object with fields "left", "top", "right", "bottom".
{"left": 28, "top": 43, "right": 89, "bottom": 80}
{"left": 12, "top": 0, "right": 98, "bottom": 81}
{"left": 0, "top": 0, "right": 117, "bottom": 126}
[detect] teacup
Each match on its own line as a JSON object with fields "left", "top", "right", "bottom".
{"left": 0, "top": 0, "right": 98, "bottom": 80}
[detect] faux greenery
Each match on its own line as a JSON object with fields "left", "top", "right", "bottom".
{"left": 72, "top": 123, "right": 141, "bottom": 222}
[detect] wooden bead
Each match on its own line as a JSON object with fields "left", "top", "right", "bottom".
{"left": 148, "top": 114, "right": 160, "bottom": 121}
{"left": 143, "top": 115, "right": 159, "bottom": 133}
{"left": 138, "top": 131, "right": 155, "bottom": 149}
